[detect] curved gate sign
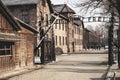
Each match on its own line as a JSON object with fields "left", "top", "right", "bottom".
{"left": 75, "top": 16, "right": 111, "bottom": 23}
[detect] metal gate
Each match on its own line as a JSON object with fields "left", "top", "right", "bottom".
{"left": 34, "top": 39, "right": 52, "bottom": 64}
{"left": 44, "top": 39, "right": 52, "bottom": 63}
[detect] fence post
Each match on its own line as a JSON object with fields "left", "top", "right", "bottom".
{"left": 40, "top": 29, "right": 45, "bottom": 64}
{"left": 108, "top": 10, "right": 114, "bottom": 66}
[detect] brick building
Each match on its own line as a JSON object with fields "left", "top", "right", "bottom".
{"left": 53, "top": 15, "right": 68, "bottom": 54}
{"left": 2, "top": 0, "right": 55, "bottom": 62}
{"left": 0, "top": 0, "right": 38, "bottom": 73}
{"left": 83, "top": 28, "right": 90, "bottom": 49}
{"left": 2, "top": 0, "right": 84, "bottom": 59}
{"left": 73, "top": 17, "right": 83, "bottom": 51}
{"left": 53, "top": 4, "right": 83, "bottom": 53}
{"left": 83, "top": 28, "right": 100, "bottom": 50}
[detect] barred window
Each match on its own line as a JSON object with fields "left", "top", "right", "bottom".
{"left": 55, "top": 36, "right": 57, "bottom": 45}
{"left": 62, "top": 21, "right": 64, "bottom": 30}
{"left": 63, "top": 36, "right": 64, "bottom": 45}
{"left": 59, "top": 20, "right": 61, "bottom": 30}
{"left": 65, "top": 37, "right": 67, "bottom": 45}
{"left": 59, "top": 36, "right": 61, "bottom": 45}
{"left": 0, "top": 42, "right": 13, "bottom": 56}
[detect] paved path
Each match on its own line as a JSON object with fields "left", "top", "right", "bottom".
{"left": 6, "top": 53, "right": 108, "bottom": 80}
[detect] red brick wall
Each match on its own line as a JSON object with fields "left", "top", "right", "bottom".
{"left": 7, "top": 5, "right": 37, "bottom": 28}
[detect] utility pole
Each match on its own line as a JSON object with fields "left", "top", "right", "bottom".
{"left": 40, "top": 29, "right": 45, "bottom": 64}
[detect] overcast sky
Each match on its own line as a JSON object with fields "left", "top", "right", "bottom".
{"left": 51, "top": 0, "right": 81, "bottom": 14}
{"left": 51, "top": 0, "right": 105, "bottom": 29}
{"left": 51, "top": 0, "right": 102, "bottom": 16}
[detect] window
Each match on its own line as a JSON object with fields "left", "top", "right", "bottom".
{"left": 65, "top": 26, "right": 67, "bottom": 31}
{"left": 62, "top": 21, "right": 64, "bottom": 30}
{"left": 40, "top": 12, "right": 44, "bottom": 21}
{"left": 0, "top": 42, "right": 13, "bottom": 56}
{"left": 59, "top": 20, "right": 61, "bottom": 30}
{"left": 65, "top": 21, "right": 67, "bottom": 31}
{"left": 55, "top": 36, "right": 57, "bottom": 45}
{"left": 78, "top": 28, "right": 80, "bottom": 34}
{"left": 65, "top": 37, "right": 67, "bottom": 45}
{"left": 63, "top": 37, "right": 64, "bottom": 45}
{"left": 59, "top": 36, "right": 61, "bottom": 45}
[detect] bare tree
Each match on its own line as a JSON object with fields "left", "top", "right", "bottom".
{"left": 75, "top": 0, "right": 120, "bottom": 66}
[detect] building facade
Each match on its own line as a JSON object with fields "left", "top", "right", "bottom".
{"left": 53, "top": 4, "right": 83, "bottom": 53}
{"left": 73, "top": 17, "right": 83, "bottom": 52}
{"left": 0, "top": 0, "right": 38, "bottom": 73}
{"left": 2, "top": 0, "right": 84, "bottom": 57}
{"left": 83, "top": 28, "right": 100, "bottom": 50}
{"left": 83, "top": 28, "right": 90, "bottom": 49}
{"left": 53, "top": 17, "right": 68, "bottom": 54}
{"left": 2, "top": 0, "right": 55, "bottom": 62}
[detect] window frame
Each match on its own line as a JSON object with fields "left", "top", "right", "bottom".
{"left": 0, "top": 42, "right": 14, "bottom": 56}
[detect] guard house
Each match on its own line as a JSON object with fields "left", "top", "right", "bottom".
{"left": 0, "top": 0, "right": 38, "bottom": 73}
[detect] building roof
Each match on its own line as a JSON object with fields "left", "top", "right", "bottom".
{"left": 2, "top": 0, "right": 39, "bottom": 6}
{"left": 2, "top": 0, "right": 54, "bottom": 13}
{"left": 16, "top": 18, "right": 38, "bottom": 33}
{"left": 53, "top": 10, "right": 69, "bottom": 21}
{"left": 0, "top": 0, "right": 21, "bottom": 31}
{"left": 53, "top": 4, "right": 75, "bottom": 14}
{"left": 73, "top": 16, "right": 85, "bottom": 28}
{"left": 74, "top": 18, "right": 82, "bottom": 26}
{"left": 0, "top": 0, "right": 38, "bottom": 33}
{"left": 0, "top": 33, "right": 21, "bottom": 41}
{"left": 84, "top": 28, "right": 90, "bottom": 32}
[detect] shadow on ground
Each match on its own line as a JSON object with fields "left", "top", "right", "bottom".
{"left": 116, "top": 77, "right": 120, "bottom": 80}
{"left": 47, "top": 60, "right": 107, "bottom": 78}
{"left": 53, "top": 68, "right": 105, "bottom": 73}
{"left": 0, "top": 78, "right": 8, "bottom": 80}
{"left": 90, "top": 78, "right": 101, "bottom": 80}
{"left": 49, "top": 60, "right": 107, "bottom": 67}
{"left": 46, "top": 68, "right": 106, "bottom": 73}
